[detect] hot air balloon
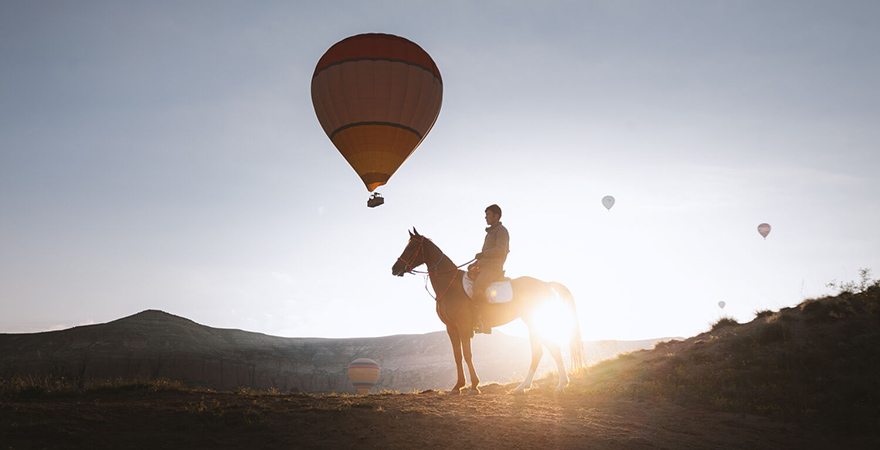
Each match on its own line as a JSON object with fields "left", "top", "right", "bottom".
{"left": 757, "top": 223, "right": 771, "bottom": 239}
{"left": 348, "top": 358, "right": 381, "bottom": 394}
{"left": 602, "top": 195, "right": 615, "bottom": 211}
{"left": 718, "top": 301, "right": 726, "bottom": 309}
{"left": 311, "top": 33, "right": 443, "bottom": 207}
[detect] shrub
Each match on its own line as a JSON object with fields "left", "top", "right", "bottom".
{"left": 826, "top": 267, "right": 878, "bottom": 295}
{"left": 710, "top": 316, "right": 739, "bottom": 331}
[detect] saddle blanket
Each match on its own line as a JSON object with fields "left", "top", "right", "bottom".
{"left": 462, "top": 275, "right": 513, "bottom": 303}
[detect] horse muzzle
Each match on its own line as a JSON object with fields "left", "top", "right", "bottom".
{"left": 391, "top": 261, "right": 408, "bottom": 277}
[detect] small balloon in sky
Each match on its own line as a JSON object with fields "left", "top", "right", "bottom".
{"left": 757, "top": 223, "right": 771, "bottom": 239}
{"left": 602, "top": 195, "right": 615, "bottom": 211}
{"left": 718, "top": 301, "right": 726, "bottom": 309}
{"left": 348, "top": 358, "right": 381, "bottom": 394}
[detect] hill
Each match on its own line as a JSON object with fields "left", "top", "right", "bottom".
{"left": 0, "top": 310, "right": 670, "bottom": 393}
{"left": 578, "top": 281, "right": 880, "bottom": 432}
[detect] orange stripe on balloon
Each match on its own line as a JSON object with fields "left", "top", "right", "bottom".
{"left": 332, "top": 125, "right": 421, "bottom": 161}
{"left": 331, "top": 123, "right": 422, "bottom": 192}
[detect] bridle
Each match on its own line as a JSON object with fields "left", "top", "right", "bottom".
{"left": 397, "top": 235, "right": 445, "bottom": 275}
{"left": 397, "top": 235, "right": 476, "bottom": 302}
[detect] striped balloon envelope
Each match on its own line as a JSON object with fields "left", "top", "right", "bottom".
{"left": 311, "top": 33, "right": 443, "bottom": 193}
{"left": 347, "top": 358, "right": 381, "bottom": 394}
{"left": 757, "top": 223, "right": 771, "bottom": 239}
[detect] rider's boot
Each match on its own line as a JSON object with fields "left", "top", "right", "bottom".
{"left": 473, "top": 302, "right": 492, "bottom": 334}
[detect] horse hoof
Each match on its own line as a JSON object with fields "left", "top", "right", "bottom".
{"left": 554, "top": 387, "right": 566, "bottom": 395}
{"left": 449, "top": 389, "right": 462, "bottom": 395}
{"left": 513, "top": 388, "right": 527, "bottom": 395}
{"left": 467, "top": 387, "right": 481, "bottom": 396}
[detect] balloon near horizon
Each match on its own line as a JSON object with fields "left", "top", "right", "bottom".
{"left": 311, "top": 33, "right": 443, "bottom": 207}
{"left": 348, "top": 358, "right": 381, "bottom": 394}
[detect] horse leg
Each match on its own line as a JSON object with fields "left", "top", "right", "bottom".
{"left": 514, "top": 332, "right": 543, "bottom": 394}
{"left": 461, "top": 334, "right": 481, "bottom": 395}
{"left": 544, "top": 341, "right": 569, "bottom": 393}
{"left": 447, "top": 328, "right": 466, "bottom": 394}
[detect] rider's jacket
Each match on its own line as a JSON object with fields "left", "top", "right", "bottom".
{"left": 478, "top": 222, "right": 509, "bottom": 269}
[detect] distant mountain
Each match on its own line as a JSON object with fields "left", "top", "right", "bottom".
{"left": 0, "top": 310, "right": 676, "bottom": 393}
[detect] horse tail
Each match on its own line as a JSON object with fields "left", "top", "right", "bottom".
{"left": 550, "top": 282, "right": 587, "bottom": 375}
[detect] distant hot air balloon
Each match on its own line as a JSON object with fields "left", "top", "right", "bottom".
{"left": 602, "top": 195, "right": 615, "bottom": 211}
{"left": 757, "top": 223, "right": 771, "bottom": 239}
{"left": 311, "top": 33, "right": 443, "bottom": 207}
{"left": 718, "top": 301, "right": 726, "bottom": 309}
{"left": 348, "top": 358, "right": 381, "bottom": 394}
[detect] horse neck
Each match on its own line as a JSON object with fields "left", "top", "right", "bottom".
{"left": 423, "top": 240, "right": 458, "bottom": 286}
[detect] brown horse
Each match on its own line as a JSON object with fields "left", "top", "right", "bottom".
{"left": 391, "top": 229, "right": 586, "bottom": 394}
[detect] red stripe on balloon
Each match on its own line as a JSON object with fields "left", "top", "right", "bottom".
{"left": 313, "top": 33, "right": 442, "bottom": 82}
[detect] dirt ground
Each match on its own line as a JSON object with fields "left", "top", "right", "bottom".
{"left": 2, "top": 382, "right": 873, "bottom": 450}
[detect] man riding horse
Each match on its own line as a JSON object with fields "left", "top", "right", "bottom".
{"left": 391, "top": 226, "right": 585, "bottom": 395}
{"left": 470, "top": 204, "right": 509, "bottom": 334}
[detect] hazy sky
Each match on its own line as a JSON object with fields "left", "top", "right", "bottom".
{"left": 2, "top": 0, "right": 878, "bottom": 342}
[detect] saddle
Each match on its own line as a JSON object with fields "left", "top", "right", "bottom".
{"left": 462, "top": 271, "right": 513, "bottom": 304}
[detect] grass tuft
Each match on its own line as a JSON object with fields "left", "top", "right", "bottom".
{"left": 754, "top": 309, "right": 774, "bottom": 319}
{"left": 710, "top": 316, "right": 739, "bottom": 331}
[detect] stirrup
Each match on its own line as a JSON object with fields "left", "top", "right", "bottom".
{"left": 473, "top": 322, "right": 492, "bottom": 335}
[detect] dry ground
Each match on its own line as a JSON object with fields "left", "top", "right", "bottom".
{"left": 1, "top": 381, "right": 871, "bottom": 450}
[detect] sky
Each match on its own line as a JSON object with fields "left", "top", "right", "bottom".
{"left": 2, "top": 0, "right": 878, "bottom": 342}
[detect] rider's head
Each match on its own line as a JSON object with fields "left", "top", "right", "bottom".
{"left": 485, "top": 204, "right": 502, "bottom": 226}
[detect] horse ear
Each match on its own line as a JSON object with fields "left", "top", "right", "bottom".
{"left": 408, "top": 229, "right": 414, "bottom": 238}
{"left": 413, "top": 227, "right": 420, "bottom": 237}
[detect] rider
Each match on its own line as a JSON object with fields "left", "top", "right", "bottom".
{"left": 471, "top": 204, "right": 509, "bottom": 334}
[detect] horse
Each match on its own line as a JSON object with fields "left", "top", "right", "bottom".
{"left": 391, "top": 228, "right": 586, "bottom": 395}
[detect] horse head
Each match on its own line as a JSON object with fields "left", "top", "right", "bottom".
{"left": 391, "top": 228, "right": 427, "bottom": 276}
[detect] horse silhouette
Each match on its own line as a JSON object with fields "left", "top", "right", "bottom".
{"left": 392, "top": 229, "right": 586, "bottom": 394}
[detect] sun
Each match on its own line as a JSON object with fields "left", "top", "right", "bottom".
{"left": 529, "top": 296, "right": 576, "bottom": 347}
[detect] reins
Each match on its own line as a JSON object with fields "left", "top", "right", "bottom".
{"left": 410, "top": 257, "right": 475, "bottom": 275}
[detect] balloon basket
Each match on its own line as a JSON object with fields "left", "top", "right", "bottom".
{"left": 367, "top": 192, "right": 384, "bottom": 208}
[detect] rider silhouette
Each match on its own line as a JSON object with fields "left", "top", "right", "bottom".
{"left": 470, "top": 204, "right": 509, "bottom": 334}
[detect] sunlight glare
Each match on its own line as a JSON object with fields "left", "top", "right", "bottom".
{"left": 531, "top": 296, "right": 575, "bottom": 347}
